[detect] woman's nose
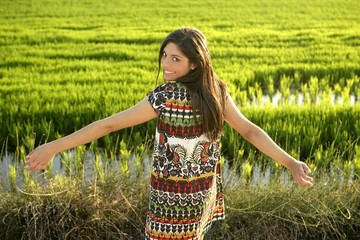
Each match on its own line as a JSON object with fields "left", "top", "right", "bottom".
{"left": 162, "top": 56, "right": 170, "bottom": 68}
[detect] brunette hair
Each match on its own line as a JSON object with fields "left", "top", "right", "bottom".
{"left": 157, "top": 28, "right": 228, "bottom": 141}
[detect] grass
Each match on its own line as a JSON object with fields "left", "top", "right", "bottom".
{"left": 1, "top": 140, "right": 359, "bottom": 239}
{"left": 0, "top": 0, "right": 360, "bottom": 238}
{"left": 211, "top": 177, "right": 360, "bottom": 240}
{"left": 1, "top": 0, "right": 359, "bottom": 151}
{"left": 1, "top": 164, "right": 359, "bottom": 239}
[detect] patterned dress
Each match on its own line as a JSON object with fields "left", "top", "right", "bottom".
{"left": 145, "top": 81, "right": 225, "bottom": 240}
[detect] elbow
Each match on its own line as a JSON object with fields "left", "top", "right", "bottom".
{"left": 104, "top": 121, "right": 117, "bottom": 134}
{"left": 240, "top": 124, "right": 261, "bottom": 142}
{"left": 104, "top": 125, "right": 115, "bottom": 135}
{"left": 242, "top": 129, "right": 254, "bottom": 142}
{"left": 93, "top": 119, "right": 115, "bottom": 135}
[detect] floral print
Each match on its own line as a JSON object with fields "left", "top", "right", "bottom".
{"left": 145, "top": 82, "right": 224, "bottom": 240}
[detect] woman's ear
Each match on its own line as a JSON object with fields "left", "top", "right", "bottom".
{"left": 190, "top": 64, "right": 196, "bottom": 70}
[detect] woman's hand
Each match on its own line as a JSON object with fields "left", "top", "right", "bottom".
{"left": 287, "top": 160, "right": 314, "bottom": 186}
{"left": 25, "top": 143, "right": 57, "bottom": 171}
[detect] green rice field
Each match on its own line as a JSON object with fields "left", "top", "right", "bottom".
{"left": 0, "top": 0, "right": 359, "bottom": 239}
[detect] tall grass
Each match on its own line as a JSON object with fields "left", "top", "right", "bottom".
{"left": 1, "top": 0, "right": 359, "bottom": 153}
{"left": 1, "top": 0, "right": 359, "bottom": 238}
{"left": 1, "top": 148, "right": 359, "bottom": 239}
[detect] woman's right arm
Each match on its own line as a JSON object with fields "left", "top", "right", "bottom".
{"left": 25, "top": 98, "right": 156, "bottom": 171}
{"left": 224, "top": 95, "right": 313, "bottom": 186}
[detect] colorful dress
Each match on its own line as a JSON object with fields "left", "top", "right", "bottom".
{"left": 145, "top": 81, "right": 225, "bottom": 240}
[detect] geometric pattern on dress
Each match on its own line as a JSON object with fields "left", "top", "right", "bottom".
{"left": 146, "top": 82, "right": 225, "bottom": 240}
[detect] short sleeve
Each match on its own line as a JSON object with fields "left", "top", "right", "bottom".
{"left": 147, "top": 84, "right": 167, "bottom": 115}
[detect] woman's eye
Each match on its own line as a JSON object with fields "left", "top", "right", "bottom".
{"left": 162, "top": 52, "right": 166, "bottom": 57}
{"left": 172, "top": 57, "right": 179, "bottom": 62}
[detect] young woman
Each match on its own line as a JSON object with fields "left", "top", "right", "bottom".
{"left": 26, "top": 27, "right": 313, "bottom": 240}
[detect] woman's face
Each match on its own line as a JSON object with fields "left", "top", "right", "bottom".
{"left": 161, "top": 42, "right": 195, "bottom": 81}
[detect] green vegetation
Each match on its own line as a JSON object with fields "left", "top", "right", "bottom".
{"left": 1, "top": 0, "right": 359, "bottom": 155}
{"left": 1, "top": 146, "right": 359, "bottom": 239}
{"left": 0, "top": 0, "right": 359, "bottom": 239}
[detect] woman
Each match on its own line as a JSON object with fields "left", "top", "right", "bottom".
{"left": 26, "top": 27, "right": 313, "bottom": 240}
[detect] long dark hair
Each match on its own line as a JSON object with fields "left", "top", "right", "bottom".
{"left": 157, "top": 28, "right": 228, "bottom": 141}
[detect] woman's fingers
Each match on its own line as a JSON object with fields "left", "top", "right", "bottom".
{"left": 26, "top": 159, "right": 46, "bottom": 171}
{"left": 302, "top": 164, "right": 314, "bottom": 184}
{"left": 25, "top": 146, "right": 53, "bottom": 171}
{"left": 291, "top": 161, "right": 314, "bottom": 186}
{"left": 25, "top": 154, "right": 35, "bottom": 169}
{"left": 295, "top": 174, "right": 313, "bottom": 186}
{"left": 300, "top": 177, "right": 314, "bottom": 186}
{"left": 25, "top": 155, "right": 39, "bottom": 170}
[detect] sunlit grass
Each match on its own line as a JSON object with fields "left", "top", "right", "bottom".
{"left": 1, "top": 146, "right": 359, "bottom": 239}
{"left": 0, "top": 0, "right": 359, "bottom": 238}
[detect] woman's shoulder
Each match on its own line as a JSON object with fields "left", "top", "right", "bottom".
{"left": 152, "top": 81, "right": 187, "bottom": 94}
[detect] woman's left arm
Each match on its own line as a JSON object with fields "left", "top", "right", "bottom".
{"left": 224, "top": 95, "right": 313, "bottom": 186}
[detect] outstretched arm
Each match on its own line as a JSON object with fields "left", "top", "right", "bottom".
{"left": 224, "top": 95, "right": 313, "bottom": 186}
{"left": 25, "top": 98, "right": 156, "bottom": 171}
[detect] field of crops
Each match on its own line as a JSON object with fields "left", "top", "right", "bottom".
{"left": 0, "top": 0, "right": 360, "bottom": 239}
